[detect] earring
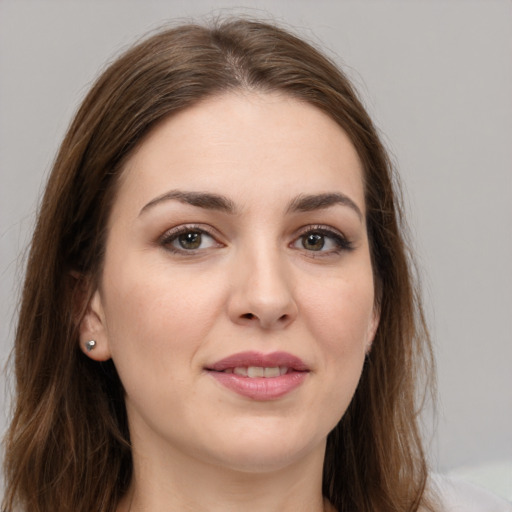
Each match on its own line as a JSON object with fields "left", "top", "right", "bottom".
{"left": 85, "top": 340, "right": 97, "bottom": 352}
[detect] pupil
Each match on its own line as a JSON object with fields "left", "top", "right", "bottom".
{"left": 179, "top": 232, "right": 201, "bottom": 249}
{"left": 303, "top": 233, "right": 324, "bottom": 251}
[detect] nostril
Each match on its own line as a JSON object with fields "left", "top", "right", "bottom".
{"left": 277, "top": 314, "right": 291, "bottom": 324}
{"left": 235, "top": 310, "right": 294, "bottom": 329}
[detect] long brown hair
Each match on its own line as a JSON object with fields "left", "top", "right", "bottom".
{"left": 2, "top": 18, "right": 435, "bottom": 512}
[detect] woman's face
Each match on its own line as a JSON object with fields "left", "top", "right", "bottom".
{"left": 82, "top": 92, "right": 378, "bottom": 474}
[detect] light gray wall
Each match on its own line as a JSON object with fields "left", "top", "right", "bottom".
{"left": 1, "top": 0, "right": 511, "bottom": 474}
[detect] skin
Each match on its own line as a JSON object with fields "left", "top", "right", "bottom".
{"left": 80, "top": 91, "right": 379, "bottom": 512}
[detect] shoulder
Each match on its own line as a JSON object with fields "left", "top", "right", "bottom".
{"left": 430, "top": 474, "right": 512, "bottom": 512}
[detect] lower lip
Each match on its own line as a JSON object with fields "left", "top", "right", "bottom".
{"left": 207, "top": 371, "right": 308, "bottom": 400}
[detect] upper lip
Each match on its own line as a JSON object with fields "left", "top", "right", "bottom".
{"left": 206, "top": 351, "right": 309, "bottom": 372}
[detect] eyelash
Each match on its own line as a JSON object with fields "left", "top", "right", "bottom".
{"left": 292, "top": 225, "right": 354, "bottom": 256}
{"left": 159, "top": 224, "right": 353, "bottom": 256}
{"left": 159, "top": 224, "right": 221, "bottom": 254}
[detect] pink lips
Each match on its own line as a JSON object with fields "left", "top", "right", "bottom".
{"left": 205, "top": 351, "right": 309, "bottom": 400}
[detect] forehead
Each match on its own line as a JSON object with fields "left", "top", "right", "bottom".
{"left": 115, "top": 91, "right": 365, "bottom": 216}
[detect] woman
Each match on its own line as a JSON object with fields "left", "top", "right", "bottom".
{"left": 0, "top": 17, "right": 463, "bottom": 512}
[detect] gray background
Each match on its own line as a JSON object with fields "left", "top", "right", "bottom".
{"left": 1, "top": 0, "right": 511, "bottom": 479}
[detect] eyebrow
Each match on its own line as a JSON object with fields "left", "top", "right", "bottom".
{"left": 139, "top": 189, "right": 362, "bottom": 220}
{"left": 287, "top": 193, "right": 363, "bottom": 220}
{"left": 139, "top": 190, "right": 238, "bottom": 216}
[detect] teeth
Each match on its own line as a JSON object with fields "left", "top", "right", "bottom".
{"left": 264, "top": 367, "right": 280, "bottom": 378}
{"left": 247, "top": 366, "right": 264, "bottom": 378}
{"left": 227, "top": 366, "right": 288, "bottom": 378}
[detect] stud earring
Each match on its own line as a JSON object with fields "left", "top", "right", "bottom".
{"left": 85, "top": 340, "right": 97, "bottom": 352}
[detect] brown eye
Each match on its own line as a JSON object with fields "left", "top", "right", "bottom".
{"left": 302, "top": 233, "right": 325, "bottom": 251}
{"left": 292, "top": 226, "right": 353, "bottom": 254}
{"left": 178, "top": 231, "right": 202, "bottom": 250}
{"left": 161, "top": 227, "right": 219, "bottom": 253}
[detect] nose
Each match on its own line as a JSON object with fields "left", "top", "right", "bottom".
{"left": 227, "top": 246, "right": 298, "bottom": 330}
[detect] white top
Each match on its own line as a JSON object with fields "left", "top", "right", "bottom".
{"left": 433, "top": 475, "right": 512, "bottom": 511}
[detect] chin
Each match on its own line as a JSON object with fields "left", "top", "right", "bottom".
{"left": 195, "top": 421, "right": 328, "bottom": 474}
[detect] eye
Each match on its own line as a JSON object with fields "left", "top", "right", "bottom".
{"left": 292, "top": 226, "right": 353, "bottom": 254}
{"left": 302, "top": 232, "right": 328, "bottom": 251}
{"left": 160, "top": 226, "right": 221, "bottom": 253}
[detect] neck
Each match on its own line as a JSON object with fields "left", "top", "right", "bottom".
{"left": 118, "top": 438, "right": 332, "bottom": 512}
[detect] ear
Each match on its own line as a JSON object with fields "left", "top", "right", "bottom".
{"left": 365, "top": 306, "right": 380, "bottom": 355}
{"left": 78, "top": 288, "right": 112, "bottom": 362}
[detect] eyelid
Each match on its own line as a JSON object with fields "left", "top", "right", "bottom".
{"left": 292, "top": 224, "right": 354, "bottom": 253}
{"left": 159, "top": 224, "right": 224, "bottom": 253}
{"left": 158, "top": 223, "right": 353, "bottom": 256}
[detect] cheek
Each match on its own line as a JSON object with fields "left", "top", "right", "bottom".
{"left": 99, "top": 256, "right": 226, "bottom": 380}
{"left": 301, "top": 273, "right": 375, "bottom": 352}
{"left": 298, "top": 267, "right": 374, "bottom": 411}
{"left": 98, "top": 259, "right": 230, "bottom": 437}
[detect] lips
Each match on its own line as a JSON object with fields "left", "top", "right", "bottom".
{"left": 206, "top": 351, "right": 309, "bottom": 372}
{"left": 205, "top": 351, "right": 309, "bottom": 400}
